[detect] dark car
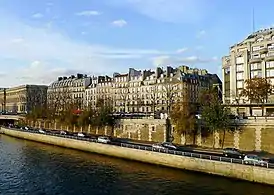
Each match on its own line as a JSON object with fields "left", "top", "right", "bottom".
{"left": 223, "top": 148, "right": 245, "bottom": 159}
{"left": 268, "top": 158, "right": 274, "bottom": 164}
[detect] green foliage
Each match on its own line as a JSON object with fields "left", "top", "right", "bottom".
{"left": 200, "top": 89, "right": 232, "bottom": 148}
{"left": 240, "top": 77, "right": 272, "bottom": 116}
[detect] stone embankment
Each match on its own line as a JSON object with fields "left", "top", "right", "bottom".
{"left": 1, "top": 127, "right": 274, "bottom": 186}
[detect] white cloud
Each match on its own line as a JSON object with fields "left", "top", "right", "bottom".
{"left": 176, "top": 48, "right": 188, "bottom": 53}
{"left": 152, "top": 55, "right": 218, "bottom": 67}
{"left": 0, "top": 13, "right": 174, "bottom": 87}
{"left": 196, "top": 30, "right": 206, "bottom": 38}
{"left": 32, "top": 13, "right": 44, "bottom": 18}
{"left": 11, "top": 38, "right": 24, "bottom": 43}
{"left": 108, "top": 0, "right": 209, "bottom": 23}
{"left": 75, "top": 10, "right": 101, "bottom": 16}
{"left": 112, "top": 19, "right": 127, "bottom": 27}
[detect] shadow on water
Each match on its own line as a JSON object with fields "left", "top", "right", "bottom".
{"left": 1, "top": 135, "right": 274, "bottom": 195}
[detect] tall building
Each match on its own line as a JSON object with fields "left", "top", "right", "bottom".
{"left": 0, "top": 85, "right": 48, "bottom": 114}
{"left": 222, "top": 28, "right": 274, "bottom": 116}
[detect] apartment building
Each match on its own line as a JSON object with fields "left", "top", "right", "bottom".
{"left": 48, "top": 74, "right": 91, "bottom": 110}
{"left": 85, "top": 66, "right": 221, "bottom": 115}
{"left": 0, "top": 85, "right": 48, "bottom": 114}
{"left": 222, "top": 28, "right": 274, "bottom": 116}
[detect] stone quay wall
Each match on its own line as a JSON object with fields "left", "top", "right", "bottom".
{"left": 1, "top": 127, "right": 274, "bottom": 186}
{"left": 26, "top": 119, "right": 168, "bottom": 143}
{"left": 25, "top": 118, "right": 274, "bottom": 153}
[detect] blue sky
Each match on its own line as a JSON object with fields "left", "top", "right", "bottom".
{"left": 0, "top": 0, "right": 274, "bottom": 87}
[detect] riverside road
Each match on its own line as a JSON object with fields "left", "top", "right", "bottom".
{"left": 2, "top": 126, "right": 274, "bottom": 169}
{"left": 1, "top": 133, "right": 274, "bottom": 195}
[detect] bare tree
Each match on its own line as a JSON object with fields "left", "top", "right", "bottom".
{"left": 119, "top": 87, "right": 130, "bottom": 112}
{"left": 47, "top": 87, "right": 74, "bottom": 121}
{"left": 162, "top": 79, "right": 180, "bottom": 115}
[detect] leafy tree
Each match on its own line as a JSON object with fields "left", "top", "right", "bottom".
{"left": 240, "top": 77, "right": 272, "bottom": 116}
{"left": 170, "top": 99, "right": 197, "bottom": 145}
{"left": 200, "top": 89, "right": 232, "bottom": 148}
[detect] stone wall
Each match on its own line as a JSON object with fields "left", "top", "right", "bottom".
{"left": 26, "top": 119, "right": 167, "bottom": 143}
{"left": 1, "top": 127, "right": 274, "bottom": 186}
{"left": 25, "top": 118, "right": 274, "bottom": 154}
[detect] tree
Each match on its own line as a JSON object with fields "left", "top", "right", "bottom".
{"left": 240, "top": 77, "right": 272, "bottom": 116}
{"left": 200, "top": 88, "right": 232, "bottom": 148}
{"left": 25, "top": 86, "right": 48, "bottom": 121}
{"left": 170, "top": 89, "right": 197, "bottom": 145}
{"left": 161, "top": 79, "right": 180, "bottom": 115}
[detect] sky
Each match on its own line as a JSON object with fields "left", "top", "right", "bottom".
{"left": 0, "top": 0, "right": 274, "bottom": 87}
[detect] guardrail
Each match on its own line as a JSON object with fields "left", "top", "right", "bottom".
{"left": 2, "top": 126, "right": 274, "bottom": 169}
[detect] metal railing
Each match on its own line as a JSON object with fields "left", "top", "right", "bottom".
{"left": 2, "top": 126, "right": 274, "bottom": 169}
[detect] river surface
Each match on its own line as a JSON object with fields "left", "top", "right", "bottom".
{"left": 0, "top": 135, "right": 273, "bottom": 195}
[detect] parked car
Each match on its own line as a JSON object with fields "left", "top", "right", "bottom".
{"left": 243, "top": 155, "right": 267, "bottom": 166}
{"left": 267, "top": 158, "right": 274, "bottom": 164}
{"left": 152, "top": 143, "right": 166, "bottom": 150}
{"left": 60, "top": 131, "right": 67, "bottom": 135}
{"left": 223, "top": 148, "right": 245, "bottom": 159}
{"left": 97, "top": 136, "right": 111, "bottom": 144}
{"left": 77, "top": 132, "right": 85, "bottom": 137}
{"left": 161, "top": 142, "right": 177, "bottom": 150}
{"left": 38, "top": 129, "right": 46, "bottom": 134}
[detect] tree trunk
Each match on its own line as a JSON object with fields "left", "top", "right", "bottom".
{"left": 192, "top": 131, "right": 197, "bottom": 145}
{"left": 222, "top": 130, "right": 226, "bottom": 149}
{"left": 212, "top": 129, "right": 215, "bottom": 149}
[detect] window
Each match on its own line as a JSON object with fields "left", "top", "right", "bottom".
{"left": 236, "top": 57, "right": 244, "bottom": 64}
{"left": 268, "top": 44, "right": 274, "bottom": 50}
{"left": 257, "top": 37, "right": 264, "bottom": 42}
{"left": 250, "top": 71, "right": 262, "bottom": 78}
{"left": 236, "top": 80, "right": 244, "bottom": 88}
{"left": 253, "top": 46, "right": 260, "bottom": 51}
{"left": 236, "top": 72, "right": 244, "bottom": 80}
{"left": 236, "top": 64, "right": 243, "bottom": 72}
{"left": 252, "top": 53, "right": 260, "bottom": 58}
{"left": 250, "top": 63, "right": 261, "bottom": 70}
{"left": 267, "top": 69, "right": 274, "bottom": 77}
{"left": 266, "top": 61, "right": 274, "bottom": 68}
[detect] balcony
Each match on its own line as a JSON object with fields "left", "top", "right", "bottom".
{"left": 265, "top": 54, "right": 274, "bottom": 61}
{"left": 249, "top": 57, "right": 262, "bottom": 64}
{"left": 259, "top": 47, "right": 268, "bottom": 54}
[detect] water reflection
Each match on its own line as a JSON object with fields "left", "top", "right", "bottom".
{"left": 0, "top": 135, "right": 273, "bottom": 195}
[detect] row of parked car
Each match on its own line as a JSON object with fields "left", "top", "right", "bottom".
{"left": 6, "top": 124, "right": 274, "bottom": 166}
{"left": 223, "top": 148, "right": 274, "bottom": 165}
{"left": 14, "top": 125, "right": 112, "bottom": 144}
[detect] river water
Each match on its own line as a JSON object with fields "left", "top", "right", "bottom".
{"left": 0, "top": 135, "right": 273, "bottom": 195}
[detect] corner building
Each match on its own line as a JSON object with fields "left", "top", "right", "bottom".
{"left": 222, "top": 28, "right": 274, "bottom": 116}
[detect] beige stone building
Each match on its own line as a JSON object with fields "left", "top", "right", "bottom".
{"left": 48, "top": 74, "right": 91, "bottom": 110}
{"left": 85, "top": 66, "right": 221, "bottom": 116}
{"left": 0, "top": 85, "right": 48, "bottom": 114}
{"left": 222, "top": 28, "right": 274, "bottom": 116}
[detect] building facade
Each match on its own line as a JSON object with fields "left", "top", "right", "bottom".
{"left": 84, "top": 66, "right": 221, "bottom": 116}
{"left": 48, "top": 74, "right": 91, "bottom": 110}
{"left": 0, "top": 85, "right": 48, "bottom": 114}
{"left": 222, "top": 28, "right": 274, "bottom": 116}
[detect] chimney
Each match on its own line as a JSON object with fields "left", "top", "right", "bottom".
{"left": 156, "top": 67, "right": 162, "bottom": 78}
{"left": 166, "top": 66, "right": 173, "bottom": 77}
{"left": 77, "top": 73, "right": 83, "bottom": 79}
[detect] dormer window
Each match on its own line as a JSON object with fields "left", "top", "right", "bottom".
{"left": 257, "top": 37, "right": 264, "bottom": 42}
